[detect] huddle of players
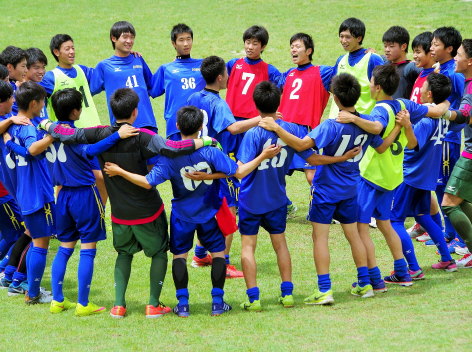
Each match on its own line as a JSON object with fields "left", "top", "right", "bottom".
{"left": 0, "top": 17, "right": 471, "bottom": 318}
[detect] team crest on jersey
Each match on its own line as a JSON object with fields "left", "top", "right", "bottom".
{"left": 114, "top": 68, "right": 122, "bottom": 72}
{"left": 236, "top": 64, "right": 243, "bottom": 69}
{"left": 192, "top": 68, "right": 200, "bottom": 71}
{"left": 60, "top": 80, "right": 68, "bottom": 86}
{"left": 172, "top": 69, "right": 180, "bottom": 73}
{"left": 133, "top": 65, "right": 142, "bottom": 69}
{"left": 289, "top": 72, "right": 294, "bottom": 76}
{"left": 339, "top": 64, "right": 346, "bottom": 69}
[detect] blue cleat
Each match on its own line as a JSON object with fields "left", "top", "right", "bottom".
{"left": 0, "top": 277, "right": 12, "bottom": 289}
{"left": 212, "top": 301, "right": 232, "bottom": 316}
{"left": 384, "top": 273, "right": 413, "bottom": 286}
{"left": 173, "top": 303, "right": 190, "bottom": 318}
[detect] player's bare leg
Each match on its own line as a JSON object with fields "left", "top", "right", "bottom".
{"left": 311, "top": 222, "right": 330, "bottom": 275}
{"left": 93, "top": 170, "right": 108, "bottom": 205}
{"left": 376, "top": 220, "right": 405, "bottom": 261}
{"left": 304, "top": 168, "right": 315, "bottom": 185}
{"left": 342, "top": 223, "right": 368, "bottom": 268}
{"left": 357, "top": 222, "right": 377, "bottom": 268}
{"left": 269, "top": 233, "right": 291, "bottom": 283}
{"left": 241, "top": 235, "right": 258, "bottom": 289}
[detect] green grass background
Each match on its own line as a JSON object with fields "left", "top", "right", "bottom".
{"left": 1, "top": 0, "right": 472, "bottom": 350}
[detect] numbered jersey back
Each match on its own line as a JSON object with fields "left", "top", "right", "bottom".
{"left": 226, "top": 58, "right": 269, "bottom": 119}
{"left": 279, "top": 66, "right": 330, "bottom": 129}
{"left": 410, "top": 74, "right": 428, "bottom": 103}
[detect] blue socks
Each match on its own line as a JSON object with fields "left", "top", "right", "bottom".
{"left": 78, "top": 249, "right": 96, "bottom": 306}
{"left": 194, "top": 245, "right": 207, "bottom": 259}
{"left": 393, "top": 258, "right": 408, "bottom": 277}
{"left": 247, "top": 287, "right": 260, "bottom": 303}
{"left": 0, "top": 245, "right": 13, "bottom": 272}
{"left": 280, "top": 281, "right": 293, "bottom": 297}
{"left": 368, "top": 267, "right": 382, "bottom": 285}
{"left": 176, "top": 288, "right": 189, "bottom": 306}
{"left": 417, "top": 214, "right": 452, "bottom": 262}
{"left": 51, "top": 246, "right": 74, "bottom": 302}
{"left": 27, "top": 246, "right": 48, "bottom": 298}
{"left": 4, "top": 265, "right": 16, "bottom": 281}
{"left": 392, "top": 221, "right": 421, "bottom": 272}
{"left": 225, "top": 254, "right": 230, "bottom": 266}
{"left": 318, "top": 274, "right": 331, "bottom": 292}
{"left": 211, "top": 287, "right": 224, "bottom": 305}
{"left": 431, "top": 212, "right": 443, "bottom": 230}
{"left": 11, "top": 271, "right": 27, "bottom": 287}
{"left": 357, "top": 267, "right": 370, "bottom": 288}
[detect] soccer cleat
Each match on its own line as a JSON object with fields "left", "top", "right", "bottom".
{"left": 191, "top": 254, "right": 212, "bottom": 268}
{"left": 352, "top": 281, "right": 387, "bottom": 293}
{"left": 351, "top": 284, "right": 374, "bottom": 298}
{"left": 75, "top": 302, "right": 106, "bottom": 317}
{"left": 110, "top": 306, "right": 126, "bottom": 319}
{"left": 25, "top": 291, "right": 53, "bottom": 305}
{"left": 240, "top": 299, "right": 262, "bottom": 312}
{"left": 304, "top": 289, "right": 334, "bottom": 305}
{"left": 409, "top": 269, "right": 425, "bottom": 280}
{"left": 384, "top": 273, "right": 413, "bottom": 286}
{"left": 369, "top": 217, "right": 377, "bottom": 228}
{"left": 432, "top": 260, "right": 457, "bottom": 272}
{"left": 0, "top": 277, "right": 12, "bottom": 289}
{"left": 173, "top": 303, "right": 190, "bottom": 318}
{"left": 426, "top": 235, "right": 453, "bottom": 246}
{"left": 278, "top": 294, "right": 294, "bottom": 308}
{"left": 447, "top": 239, "right": 467, "bottom": 253}
{"left": 146, "top": 303, "right": 171, "bottom": 318}
{"left": 456, "top": 253, "right": 472, "bottom": 268}
{"left": 287, "top": 204, "right": 298, "bottom": 219}
{"left": 407, "top": 222, "right": 426, "bottom": 238}
{"left": 0, "top": 271, "right": 4, "bottom": 279}
{"left": 50, "top": 298, "right": 77, "bottom": 314}
{"left": 455, "top": 246, "right": 470, "bottom": 256}
{"left": 416, "top": 233, "right": 431, "bottom": 242}
{"left": 7, "top": 284, "right": 25, "bottom": 297}
{"left": 226, "top": 264, "right": 244, "bottom": 278}
{"left": 212, "top": 301, "right": 232, "bottom": 316}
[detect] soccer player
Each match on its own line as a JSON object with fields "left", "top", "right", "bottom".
{"left": 40, "top": 88, "right": 217, "bottom": 318}
{"left": 0, "top": 64, "right": 10, "bottom": 82}
{"left": 382, "top": 26, "right": 420, "bottom": 99}
{"left": 391, "top": 73, "right": 464, "bottom": 274}
{"left": 236, "top": 81, "right": 357, "bottom": 311}
{"left": 260, "top": 73, "right": 404, "bottom": 304}
{"left": 186, "top": 56, "right": 263, "bottom": 276}
{"left": 150, "top": 23, "right": 205, "bottom": 140}
{"left": 103, "top": 105, "right": 280, "bottom": 316}
{"left": 441, "top": 39, "right": 472, "bottom": 268}
{"left": 4, "top": 81, "right": 55, "bottom": 305}
{"left": 429, "top": 27, "right": 465, "bottom": 246}
{"left": 0, "top": 46, "right": 28, "bottom": 116}
{"left": 328, "top": 18, "right": 384, "bottom": 118}
{"left": 336, "top": 64, "right": 450, "bottom": 286}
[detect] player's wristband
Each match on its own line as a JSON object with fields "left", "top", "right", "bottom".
{"left": 441, "top": 110, "right": 452, "bottom": 120}
{"left": 38, "top": 118, "right": 53, "bottom": 131}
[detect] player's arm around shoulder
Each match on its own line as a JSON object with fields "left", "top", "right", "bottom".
{"left": 336, "top": 110, "right": 383, "bottom": 135}
{"left": 258, "top": 117, "right": 312, "bottom": 152}
{"left": 103, "top": 161, "right": 153, "bottom": 189}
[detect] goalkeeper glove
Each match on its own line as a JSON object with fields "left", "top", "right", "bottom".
{"left": 38, "top": 118, "right": 53, "bottom": 131}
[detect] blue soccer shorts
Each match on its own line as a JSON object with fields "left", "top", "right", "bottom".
{"left": 308, "top": 186, "right": 357, "bottom": 224}
{"left": 56, "top": 184, "right": 106, "bottom": 244}
{"left": 23, "top": 202, "right": 56, "bottom": 239}
{"left": 391, "top": 183, "right": 431, "bottom": 222}
{"left": 357, "top": 178, "right": 394, "bottom": 223}
{"left": 239, "top": 204, "right": 287, "bottom": 236}
{"left": 170, "top": 212, "right": 225, "bottom": 255}
{"left": 219, "top": 177, "right": 239, "bottom": 208}
{"left": 0, "top": 198, "right": 25, "bottom": 243}
{"left": 437, "top": 141, "right": 460, "bottom": 186}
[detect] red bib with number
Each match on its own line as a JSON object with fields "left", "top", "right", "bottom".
{"left": 279, "top": 66, "right": 329, "bottom": 129}
{"left": 226, "top": 58, "right": 269, "bottom": 119}
{"left": 410, "top": 74, "right": 429, "bottom": 103}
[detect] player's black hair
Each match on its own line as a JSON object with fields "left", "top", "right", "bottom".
{"left": 290, "top": 33, "right": 314, "bottom": 61}
{"left": 51, "top": 88, "right": 83, "bottom": 121}
{"left": 383, "top": 26, "right": 410, "bottom": 53}
{"left": 110, "top": 88, "right": 140, "bottom": 120}
{"left": 253, "top": 81, "right": 281, "bottom": 114}
{"left": 200, "top": 56, "right": 226, "bottom": 85}
{"left": 243, "top": 25, "right": 269, "bottom": 52}
{"left": 25, "top": 48, "right": 48, "bottom": 69}
{"left": 110, "top": 21, "right": 136, "bottom": 49}
{"left": 0, "top": 65, "right": 9, "bottom": 81}
{"left": 339, "top": 18, "right": 365, "bottom": 45}
{"left": 171, "top": 23, "right": 193, "bottom": 43}
{"left": 426, "top": 73, "right": 452, "bottom": 105}
{"left": 0, "top": 46, "right": 28, "bottom": 68}
{"left": 462, "top": 39, "right": 472, "bottom": 59}
{"left": 50, "top": 34, "right": 74, "bottom": 62}
{"left": 0, "top": 80, "right": 13, "bottom": 103}
{"left": 177, "top": 106, "right": 204, "bottom": 136}
{"left": 432, "top": 27, "right": 462, "bottom": 57}
{"left": 331, "top": 73, "right": 361, "bottom": 107}
{"left": 15, "top": 81, "right": 46, "bottom": 111}
{"left": 412, "top": 31, "right": 433, "bottom": 54}
{"left": 372, "top": 64, "right": 400, "bottom": 96}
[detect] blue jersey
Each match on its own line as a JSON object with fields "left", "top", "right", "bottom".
{"left": 6, "top": 124, "right": 53, "bottom": 215}
{"left": 308, "top": 115, "right": 383, "bottom": 201}
{"left": 237, "top": 120, "right": 313, "bottom": 214}
{"left": 9, "top": 82, "right": 18, "bottom": 116}
{"left": 403, "top": 117, "right": 464, "bottom": 191}
{"left": 150, "top": 57, "right": 205, "bottom": 138}
{"left": 186, "top": 89, "right": 239, "bottom": 156}
{"left": 40, "top": 65, "right": 94, "bottom": 96}
{"left": 90, "top": 55, "right": 155, "bottom": 128}
{"left": 146, "top": 146, "right": 237, "bottom": 223}
{"left": 438, "top": 59, "right": 465, "bottom": 144}
{"left": 0, "top": 116, "right": 17, "bottom": 198}
{"left": 371, "top": 99, "right": 428, "bottom": 136}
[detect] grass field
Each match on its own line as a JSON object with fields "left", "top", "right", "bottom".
{"left": 2, "top": 0, "right": 472, "bottom": 351}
